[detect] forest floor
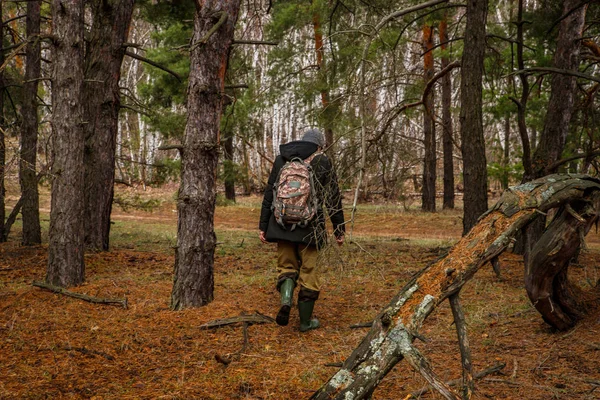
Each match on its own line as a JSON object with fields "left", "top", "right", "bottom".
{"left": 2, "top": 184, "right": 600, "bottom": 399}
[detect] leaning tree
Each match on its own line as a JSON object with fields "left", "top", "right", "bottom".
{"left": 311, "top": 174, "right": 600, "bottom": 400}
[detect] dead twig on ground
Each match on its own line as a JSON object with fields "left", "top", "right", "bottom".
{"left": 64, "top": 345, "right": 115, "bottom": 361}
{"left": 200, "top": 312, "right": 275, "bottom": 329}
{"left": 215, "top": 321, "right": 251, "bottom": 367}
{"left": 32, "top": 281, "right": 128, "bottom": 309}
{"left": 349, "top": 321, "right": 373, "bottom": 329}
{"left": 410, "top": 363, "right": 506, "bottom": 398}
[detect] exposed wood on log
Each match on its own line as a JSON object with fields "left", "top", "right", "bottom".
{"left": 32, "top": 281, "right": 128, "bottom": 309}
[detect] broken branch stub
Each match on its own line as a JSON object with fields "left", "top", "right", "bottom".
{"left": 311, "top": 174, "right": 600, "bottom": 400}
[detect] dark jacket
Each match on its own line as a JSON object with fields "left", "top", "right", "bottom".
{"left": 259, "top": 140, "right": 345, "bottom": 249}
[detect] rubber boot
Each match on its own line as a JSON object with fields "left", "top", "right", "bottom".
{"left": 276, "top": 279, "right": 295, "bottom": 326}
{"left": 298, "top": 300, "right": 320, "bottom": 332}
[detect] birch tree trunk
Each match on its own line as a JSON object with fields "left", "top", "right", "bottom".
{"left": 19, "top": 0, "right": 42, "bottom": 245}
{"left": 83, "top": 0, "right": 135, "bottom": 251}
{"left": 171, "top": 0, "right": 241, "bottom": 309}
{"left": 47, "top": 0, "right": 85, "bottom": 287}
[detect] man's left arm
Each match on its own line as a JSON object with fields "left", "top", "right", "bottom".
{"left": 315, "top": 155, "right": 345, "bottom": 243}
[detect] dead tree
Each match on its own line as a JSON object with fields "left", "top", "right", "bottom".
{"left": 311, "top": 174, "right": 600, "bottom": 400}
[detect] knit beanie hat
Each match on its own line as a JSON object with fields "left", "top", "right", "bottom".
{"left": 302, "top": 129, "right": 326, "bottom": 147}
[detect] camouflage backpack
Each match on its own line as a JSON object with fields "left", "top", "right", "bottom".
{"left": 272, "top": 152, "right": 320, "bottom": 230}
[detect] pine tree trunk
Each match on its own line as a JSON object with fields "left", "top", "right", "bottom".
{"left": 171, "top": 0, "right": 241, "bottom": 309}
{"left": 520, "top": 0, "right": 587, "bottom": 258}
{"left": 421, "top": 24, "right": 436, "bottom": 212}
{"left": 460, "top": 0, "right": 489, "bottom": 235}
{"left": 223, "top": 133, "right": 236, "bottom": 202}
{"left": 83, "top": 0, "right": 134, "bottom": 251}
{"left": 312, "top": 10, "right": 335, "bottom": 153}
{"left": 501, "top": 114, "right": 510, "bottom": 189}
{"left": 0, "top": 4, "right": 5, "bottom": 241}
{"left": 440, "top": 15, "right": 454, "bottom": 210}
{"left": 47, "top": 0, "right": 85, "bottom": 287}
{"left": 529, "top": 0, "right": 587, "bottom": 179}
{"left": 515, "top": 0, "right": 532, "bottom": 181}
{"left": 19, "top": 0, "right": 42, "bottom": 245}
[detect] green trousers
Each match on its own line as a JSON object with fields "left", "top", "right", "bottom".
{"left": 277, "top": 241, "right": 320, "bottom": 292}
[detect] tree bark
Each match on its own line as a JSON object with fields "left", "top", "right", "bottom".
{"left": 449, "top": 293, "right": 474, "bottom": 399}
{"left": 312, "top": 9, "right": 335, "bottom": 154}
{"left": 525, "top": 201, "right": 598, "bottom": 330}
{"left": 0, "top": 4, "right": 5, "bottom": 242}
{"left": 529, "top": 0, "right": 587, "bottom": 180}
{"left": 520, "top": 0, "right": 587, "bottom": 260}
{"left": 83, "top": 0, "right": 135, "bottom": 251}
{"left": 311, "top": 174, "right": 600, "bottom": 399}
{"left": 19, "top": 0, "right": 42, "bottom": 246}
{"left": 171, "top": 0, "right": 241, "bottom": 309}
{"left": 422, "top": 23, "right": 436, "bottom": 212}
{"left": 514, "top": 0, "right": 532, "bottom": 181}
{"left": 47, "top": 0, "right": 85, "bottom": 287}
{"left": 501, "top": 114, "right": 510, "bottom": 190}
{"left": 440, "top": 14, "right": 454, "bottom": 210}
{"left": 459, "top": 0, "right": 489, "bottom": 235}
{"left": 223, "top": 132, "right": 236, "bottom": 202}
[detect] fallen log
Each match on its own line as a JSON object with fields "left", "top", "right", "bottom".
{"left": 311, "top": 174, "right": 600, "bottom": 400}
{"left": 32, "top": 281, "right": 128, "bottom": 309}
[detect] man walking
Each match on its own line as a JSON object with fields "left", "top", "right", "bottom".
{"left": 259, "top": 129, "right": 345, "bottom": 332}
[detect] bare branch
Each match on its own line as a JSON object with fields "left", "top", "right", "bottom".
{"left": 507, "top": 67, "right": 600, "bottom": 84}
{"left": 124, "top": 50, "right": 182, "bottom": 82}
{"left": 190, "top": 11, "right": 228, "bottom": 52}
{"left": 232, "top": 39, "right": 278, "bottom": 46}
